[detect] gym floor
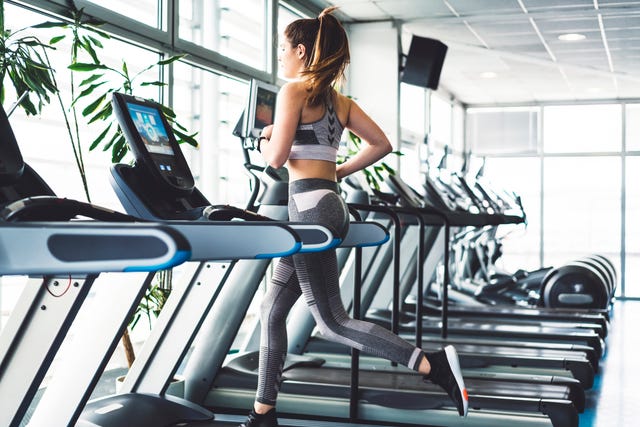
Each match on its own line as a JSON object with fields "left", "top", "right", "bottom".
{"left": 580, "top": 299, "right": 638, "bottom": 426}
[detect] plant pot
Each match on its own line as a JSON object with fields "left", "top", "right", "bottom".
{"left": 115, "top": 374, "right": 185, "bottom": 398}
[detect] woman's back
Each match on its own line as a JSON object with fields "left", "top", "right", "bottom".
{"left": 287, "top": 87, "right": 350, "bottom": 182}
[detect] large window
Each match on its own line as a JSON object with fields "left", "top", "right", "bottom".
{"left": 277, "top": 4, "right": 305, "bottom": 78}
{"left": 85, "top": 0, "right": 160, "bottom": 28}
{"left": 471, "top": 104, "right": 632, "bottom": 297}
{"left": 430, "top": 93, "right": 464, "bottom": 171}
{"left": 179, "top": 0, "right": 270, "bottom": 71}
{"left": 543, "top": 157, "right": 621, "bottom": 272}
{"left": 399, "top": 83, "right": 427, "bottom": 189}
{"left": 430, "top": 93, "right": 452, "bottom": 149}
{"left": 543, "top": 104, "right": 622, "bottom": 153}
{"left": 467, "top": 107, "right": 539, "bottom": 155}
{"left": 401, "top": 83, "right": 427, "bottom": 143}
{"left": 484, "top": 157, "right": 542, "bottom": 272}
{"left": 172, "top": 62, "right": 251, "bottom": 207}
{"left": 627, "top": 104, "right": 640, "bottom": 152}
{"left": 626, "top": 157, "right": 640, "bottom": 297}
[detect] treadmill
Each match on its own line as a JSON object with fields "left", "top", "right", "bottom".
{"left": 351, "top": 193, "right": 605, "bottom": 341}
{"left": 101, "top": 92, "right": 585, "bottom": 426}
{"left": 424, "top": 168, "right": 610, "bottom": 316}
{"left": 258, "top": 175, "right": 598, "bottom": 389}
{"left": 364, "top": 173, "right": 607, "bottom": 357}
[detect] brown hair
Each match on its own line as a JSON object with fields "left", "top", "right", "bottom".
{"left": 284, "top": 6, "right": 350, "bottom": 105}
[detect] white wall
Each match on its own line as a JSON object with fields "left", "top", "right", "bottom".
{"left": 346, "top": 21, "right": 401, "bottom": 152}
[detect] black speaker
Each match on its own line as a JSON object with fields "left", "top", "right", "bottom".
{"left": 401, "top": 36, "right": 448, "bottom": 90}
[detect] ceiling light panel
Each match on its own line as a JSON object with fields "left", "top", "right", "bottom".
{"left": 558, "top": 33, "right": 587, "bottom": 40}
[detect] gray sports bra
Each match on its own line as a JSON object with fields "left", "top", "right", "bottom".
{"left": 288, "top": 99, "right": 344, "bottom": 162}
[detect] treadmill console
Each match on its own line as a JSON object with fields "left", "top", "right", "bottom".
{"left": 243, "top": 78, "right": 279, "bottom": 139}
{"left": 111, "top": 93, "right": 195, "bottom": 195}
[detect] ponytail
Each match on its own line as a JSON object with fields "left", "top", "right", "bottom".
{"left": 285, "top": 6, "right": 350, "bottom": 106}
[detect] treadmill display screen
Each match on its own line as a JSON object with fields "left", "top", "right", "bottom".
{"left": 126, "top": 102, "right": 175, "bottom": 156}
{"left": 254, "top": 86, "right": 276, "bottom": 130}
{"left": 244, "top": 79, "right": 279, "bottom": 138}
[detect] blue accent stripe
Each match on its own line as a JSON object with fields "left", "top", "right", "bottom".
{"left": 255, "top": 241, "right": 303, "bottom": 259}
{"left": 124, "top": 249, "right": 191, "bottom": 272}
{"left": 356, "top": 233, "right": 390, "bottom": 247}
{"left": 298, "top": 238, "right": 342, "bottom": 253}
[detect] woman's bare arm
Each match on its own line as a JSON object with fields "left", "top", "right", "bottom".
{"left": 336, "top": 99, "right": 393, "bottom": 180}
{"left": 259, "top": 82, "right": 305, "bottom": 169}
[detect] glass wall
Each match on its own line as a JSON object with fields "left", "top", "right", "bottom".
{"left": 85, "top": 0, "right": 161, "bottom": 28}
{"left": 467, "top": 107, "right": 538, "bottom": 155}
{"left": 543, "top": 104, "right": 623, "bottom": 295}
{"left": 543, "top": 157, "right": 621, "bottom": 272}
{"left": 627, "top": 104, "right": 640, "bottom": 152}
{"left": 398, "top": 87, "right": 465, "bottom": 196}
{"left": 626, "top": 157, "right": 640, "bottom": 297}
{"left": 544, "top": 104, "right": 622, "bottom": 153}
{"left": 399, "top": 82, "right": 427, "bottom": 189}
{"left": 430, "top": 93, "right": 452, "bottom": 150}
{"left": 484, "top": 157, "right": 542, "bottom": 272}
{"left": 172, "top": 62, "right": 251, "bottom": 206}
{"left": 470, "top": 103, "right": 635, "bottom": 297}
{"left": 179, "top": 0, "right": 270, "bottom": 71}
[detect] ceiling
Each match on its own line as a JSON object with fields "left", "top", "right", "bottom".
{"left": 302, "top": 0, "right": 640, "bottom": 106}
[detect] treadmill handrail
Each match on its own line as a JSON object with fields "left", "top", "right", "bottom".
{"left": 0, "top": 222, "right": 190, "bottom": 274}
{"left": 341, "top": 221, "right": 389, "bottom": 248}
{"left": 1, "top": 196, "right": 306, "bottom": 262}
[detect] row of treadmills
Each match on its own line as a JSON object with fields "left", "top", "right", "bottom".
{"left": 0, "top": 93, "right": 611, "bottom": 427}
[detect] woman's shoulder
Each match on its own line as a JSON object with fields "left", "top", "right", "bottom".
{"left": 332, "top": 90, "right": 352, "bottom": 105}
{"left": 332, "top": 91, "right": 352, "bottom": 121}
{"left": 280, "top": 81, "right": 308, "bottom": 98}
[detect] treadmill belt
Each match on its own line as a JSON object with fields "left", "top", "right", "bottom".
{"left": 285, "top": 366, "right": 573, "bottom": 401}
{"left": 211, "top": 413, "right": 409, "bottom": 426}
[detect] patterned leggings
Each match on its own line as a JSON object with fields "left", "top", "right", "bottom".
{"left": 256, "top": 178, "right": 425, "bottom": 405}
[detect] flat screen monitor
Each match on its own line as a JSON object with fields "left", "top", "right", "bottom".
{"left": 244, "top": 79, "right": 279, "bottom": 139}
{"left": 111, "top": 92, "right": 195, "bottom": 195}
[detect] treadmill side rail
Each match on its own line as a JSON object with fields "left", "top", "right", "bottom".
{"left": 0, "top": 222, "right": 190, "bottom": 274}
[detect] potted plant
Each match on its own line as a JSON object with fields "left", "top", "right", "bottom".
{"left": 0, "top": 0, "right": 58, "bottom": 117}
{"left": 41, "top": 6, "right": 197, "bottom": 164}
{"left": 0, "top": 2, "right": 106, "bottom": 202}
